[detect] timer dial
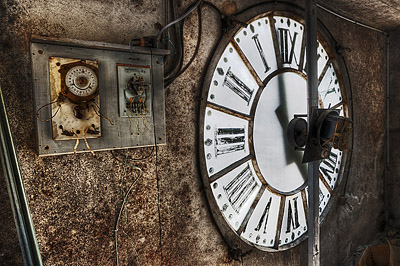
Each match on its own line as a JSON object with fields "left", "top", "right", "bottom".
{"left": 65, "top": 65, "right": 98, "bottom": 97}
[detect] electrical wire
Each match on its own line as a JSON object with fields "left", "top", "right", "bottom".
{"left": 92, "top": 102, "right": 114, "bottom": 125}
{"left": 165, "top": 6, "right": 202, "bottom": 86}
{"left": 36, "top": 100, "right": 61, "bottom": 122}
{"left": 114, "top": 154, "right": 142, "bottom": 266}
{"left": 111, "top": 147, "right": 155, "bottom": 163}
{"left": 163, "top": 0, "right": 184, "bottom": 81}
{"left": 156, "top": 0, "right": 202, "bottom": 45}
{"left": 316, "top": 3, "right": 387, "bottom": 35}
{"left": 165, "top": 0, "right": 224, "bottom": 86}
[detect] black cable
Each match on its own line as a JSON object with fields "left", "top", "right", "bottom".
{"left": 164, "top": 0, "right": 201, "bottom": 81}
{"left": 111, "top": 146, "right": 155, "bottom": 164}
{"left": 163, "top": 0, "right": 184, "bottom": 81}
{"left": 165, "top": 6, "right": 202, "bottom": 87}
{"left": 163, "top": 0, "right": 208, "bottom": 83}
{"left": 148, "top": 48, "right": 163, "bottom": 264}
{"left": 156, "top": 0, "right": 202, "bottom": 44}
{"left": 165, "top": 1, "right": 224, "bottom": 86}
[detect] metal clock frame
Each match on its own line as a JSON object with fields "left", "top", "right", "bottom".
{"left": 198, "top": 2, "right": 353, "bottom": 253}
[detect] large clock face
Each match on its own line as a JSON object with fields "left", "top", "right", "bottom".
{"left": 199, "top": 7, "right": 351, "bottom": 252}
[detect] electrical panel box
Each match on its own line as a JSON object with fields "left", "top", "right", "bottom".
{"left": 48, "top": 57, "right": 101, "bottom": 141}
{"left": 117, "top": 64, "right": 152, "bottom": 115}
{"left": 31, "top": 36, "right": 169, "bottom": 156}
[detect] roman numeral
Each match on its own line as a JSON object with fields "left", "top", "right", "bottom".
{"left": 252, "top": 34, "right": 270, "bottom": 73}
{"left": 319, "top": 189, "right": 324, "bottom": 204}
{"left": 286, "top": 197, "right": 300, "bottom": 233}
{"left": 320, "top": 151, "right": 338, "bottom": 182}
{"left": 278, "top": 28, "right": 299, "bottom": 65}
{"left": 255, "top": 197, "right": 272, "bottom": 233}
{"left": 223, "top": 67, "right": 254, "bottom": 105}
{"left": 223, "top": 164, "right": 258, "bottom": 213}
{"left": 214, "top": 127, "right": 245, "bottom": 157}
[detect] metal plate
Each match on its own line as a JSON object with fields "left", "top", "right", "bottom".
{"left": 31, "top": 37, "right": 167, "bottom": 156}
{"left": 48, "top": 57, "right": 101, "bottom": 141}
{"left": 117, "top": 64, "right": 152, "bottom": 119}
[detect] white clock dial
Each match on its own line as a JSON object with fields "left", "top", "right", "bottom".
{"left": 65, "top": 65, "right": 98, "bottom": 97}
{"left": 210, "top": 161, "right": 262, "bottom": 231}
{"left": 234, "top": 17, "right": 278, "bottom": 81}
{"left": 240, "top": 188, "right": 281, "bottom": 248}
{"left": 203, "top": 107, "right": 250, "bottom": 176}
{"left": 279, "top": 191, "right": 307, "bottom": 246}
{"left": 318, "top": 63, "right": 342, "bottom": 108}
{"left": 320, "top": 148, "right": 343, "bottom": 190}
{"left": 273, "top": 16, "right": 304, "bottom": 70}
{"left": 200, "top": 9, "right": 351, "bottom": 252}
{"left": 253, "top": 71, "right": 307, "bottom": 193}
{"left": 207, "top": 43, "right": 259, "bottom": 115}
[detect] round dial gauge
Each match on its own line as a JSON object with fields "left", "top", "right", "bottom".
{"left": 65, "top": 65, "right": 98, "bottom": 97}
{"left": 199, "top": 6, "right": 351, "bottom": 252}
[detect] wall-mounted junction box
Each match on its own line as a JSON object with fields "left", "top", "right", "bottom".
{"left": 31, "top": 36, "right": 169, "bottom": 156}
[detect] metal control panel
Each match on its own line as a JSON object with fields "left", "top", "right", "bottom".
{"left": 31, "top": 36, "right": 168, "bottom": 156}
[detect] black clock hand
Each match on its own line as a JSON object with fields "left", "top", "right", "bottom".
{"left": 274, "top": 75, "right": 308, "bottom": 182}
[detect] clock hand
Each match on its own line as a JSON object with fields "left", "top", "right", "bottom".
{"left": 322, "top": 78, "right": 334, "bottom": 101}
{"left": 274, "top": 75, "right": 308, "bottom": 181}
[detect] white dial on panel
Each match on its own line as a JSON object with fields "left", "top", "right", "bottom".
{"left": 65, "top": 65, "right": 98, "bottom": 97}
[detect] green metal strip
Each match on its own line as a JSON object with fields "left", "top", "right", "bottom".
{"left": 0, "top": 86, "right": 42, "bottom": 266}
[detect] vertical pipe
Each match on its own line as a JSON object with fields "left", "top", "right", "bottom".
{"left": 385, "top": 35, "right": 390, "bottom": 228}
{"left": 0, "top": 86, "right": 42, "bottom": 266}
{"left": 306, "top": 1, "right": 320, "bottom": 266}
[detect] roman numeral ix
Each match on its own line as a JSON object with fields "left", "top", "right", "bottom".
{"left": 278, "top": 28, "right": 299, "bottom": 66}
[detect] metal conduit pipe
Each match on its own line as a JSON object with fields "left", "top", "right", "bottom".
{"left": 317, "top": 0, "right": 391, "bottom": 233}
{"left": 0, "top": 86, "right": 42, "bottom": 266}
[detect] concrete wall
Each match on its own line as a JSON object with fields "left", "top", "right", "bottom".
{"left": 389, "top": 29, "right": 400, "bottom": 230}
{"left": 0, "top": 0, "right": 387, "bottom": 265}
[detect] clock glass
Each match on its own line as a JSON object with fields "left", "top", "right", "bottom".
{"left": 200, "top": 8, "right": 350, "bottom": 251}
{"left": 65, "top": 65, "right": 98, "bottom": 97}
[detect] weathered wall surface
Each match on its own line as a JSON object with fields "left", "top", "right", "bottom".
{"left": 0, "top": 0, "right": 387, "bottom": 265}
{"left": 389, "top": 29, "right": 400, "bottom": 230}
{"left": 317, "top": 8, "right": 387, "bottom": 265}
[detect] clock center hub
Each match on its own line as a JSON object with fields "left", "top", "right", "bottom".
{"left": 77, "top": 76, "right": 89, "bottom": 88}
{"left": 253, "top": 71, "right": 308, "bottom": 194}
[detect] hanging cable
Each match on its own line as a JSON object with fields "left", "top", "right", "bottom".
{"left": 165, "top": 1, "right": 223, "bottom": 86}
{"left": 165, "top": 6, "right": 202, "bottom": 86}
{"left": 111, "top": 147, "right": 155, "bottom": 163}
{"left": 316, "top": 3, "right": 387, "bottom": 35}
{"left": 156, "top": 0, "right": 202, "bottom": 46}
{"left": 36, "top": 100, "right": 61, "bottom": 122}
{"left": 114, "top": 154, "right": 142, "bottom": 266}
{"left": 163, "top": 0, "right": 184, "bottom": 81}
